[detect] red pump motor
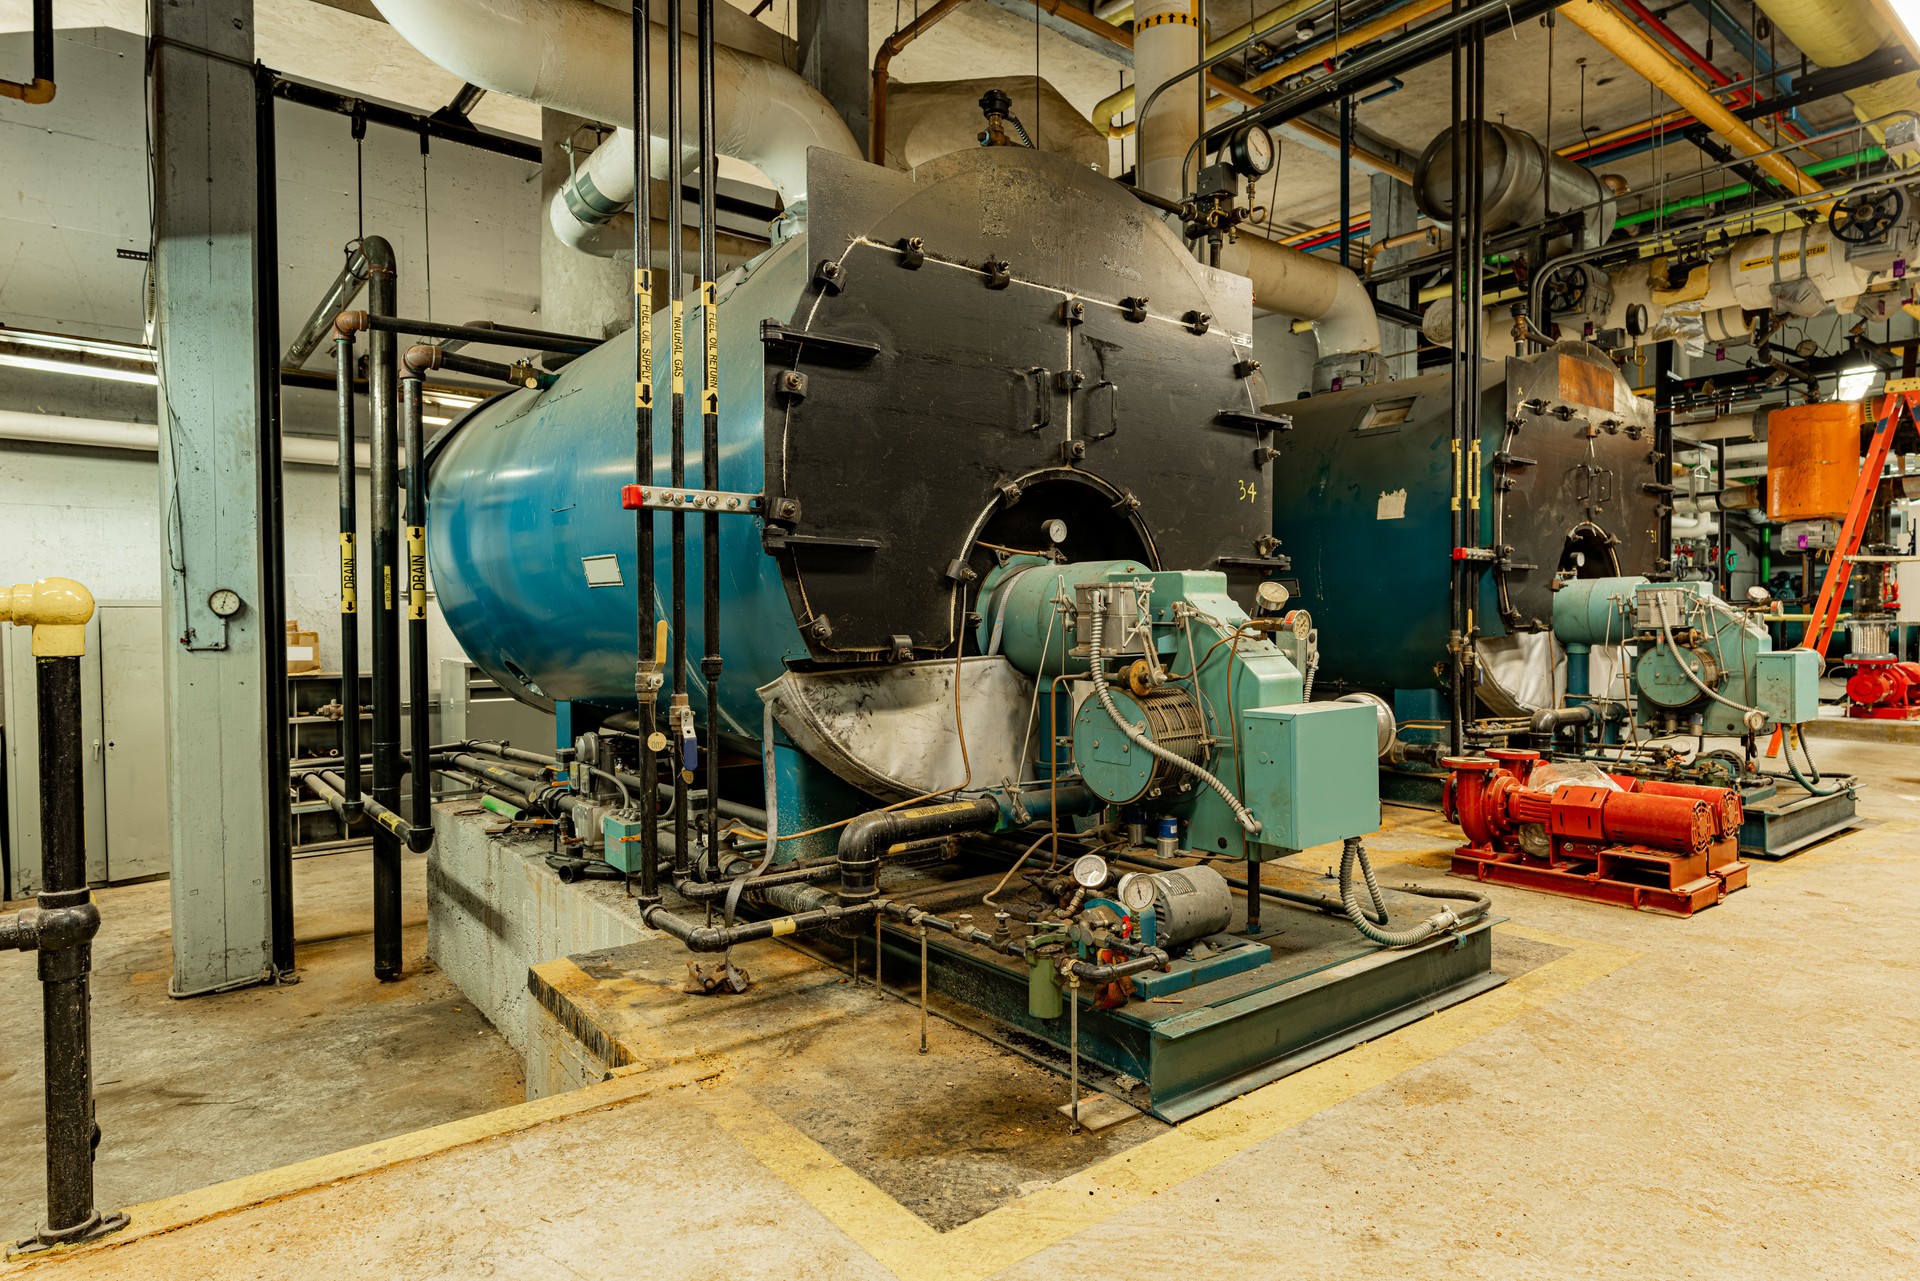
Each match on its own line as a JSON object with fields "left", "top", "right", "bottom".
{"left": 1444, "top": 749, "right": 1748, "bottom": 916}
{"left": 1846, "top": 658, "right": 1920, "bottom": 720}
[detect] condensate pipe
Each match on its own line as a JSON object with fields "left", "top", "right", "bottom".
{"left": 1557, "top": 0, "right": 1822, "bottom": 197}
{"left": 872, "top": 0, "right": 970, "bottom": 163}
{"left": 0, "top": 0, "right": 55, "bottom": 104}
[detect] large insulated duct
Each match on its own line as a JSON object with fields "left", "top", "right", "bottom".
{"left": 1415, "top": 122, "right": 1619, "bottom": 250}
{"left": 1133, "top": 0, "right": 1203, "bottom": 201}
{"left": 882, "top": 77, "right": 1108, "bottom": 174}
{"left": 1749, "top": 0, "right": 1920, "bottom": 136}
{"left": 369, "top": 0, "right": 859, "bottom": 233}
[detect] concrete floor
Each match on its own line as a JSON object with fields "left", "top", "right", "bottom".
{"left": 0, "top": 847, "right": 524, "bottom": 1243}
{"left": 4, "top": 741, "right": 1917, "bottom": 1278}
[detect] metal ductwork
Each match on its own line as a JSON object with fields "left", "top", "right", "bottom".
{"left": 1415, "top": 121, "right": 1619, "bottom": 251}
{"left": 881, "top": 77, "right": 1108, "bottom": 174}
{"left": 369, "top": 0, "right": 860, "bottom": 245}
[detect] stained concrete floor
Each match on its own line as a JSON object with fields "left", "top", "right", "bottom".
{"left": 0, "top": 847, "right": 525, "bottom": 1243}
{"left": 4, "top": 741, "right": 1918, "bottom": 1279}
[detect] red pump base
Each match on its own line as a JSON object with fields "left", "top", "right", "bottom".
{"left": 1442, "top": 750, "right": 1749, "bottom": 917}
{"left": 1846, "top": 658, "right": 1920, "bottom": 720}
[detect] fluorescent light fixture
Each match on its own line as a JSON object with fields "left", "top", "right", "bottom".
{"left": 1837, "top": 365, "right": 1878, "bottom": 401}
{"left": 423, "top": 414, "right": 452, "bottom": 426}
{"left": 0, "top": 329, "right": 155, "bottom": 363}
{"left": 423, "top": 390, "right": 485, "bottom": 408}
{"left": 0, "top": 352, "right": 159, "bottom": 386}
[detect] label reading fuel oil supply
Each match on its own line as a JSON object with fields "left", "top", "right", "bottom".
{"left": 635, "top": 268, "right": 653, "bottom": 409}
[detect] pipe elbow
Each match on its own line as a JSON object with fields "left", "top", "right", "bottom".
{"left": 0, "top": 578, "right": 96, "bottom": 657}
{"left": 1312, "top": 268, "right": 1382, "bottom": 357}
{"left": 403, "top": 343, "right": 442, "bottom": 374}
{"left": 334, "top": 309, "right": 371, "bottom": 339}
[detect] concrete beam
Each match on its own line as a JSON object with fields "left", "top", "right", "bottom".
{"left": 149, "top": 0, "right": 275, "bottom": 996}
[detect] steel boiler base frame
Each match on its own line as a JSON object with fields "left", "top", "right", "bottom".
{"left": 1449, "top": 836, "right": 1748, "bottom": 916}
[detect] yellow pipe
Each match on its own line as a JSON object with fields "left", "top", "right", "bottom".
{"left": 1558, "top": 0, "right": 1822, "bottom": 197}
{"left": 1090, "top": 0, "right": 1321, "bottom": 125}
{"left": 0, "top": 579, "right": 95, "bottom": 657}
{"left": 1239, "top": 0, "right": 1453, "bottom": 95}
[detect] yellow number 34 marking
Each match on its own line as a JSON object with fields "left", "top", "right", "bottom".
{"left": 1237, "top": 479, "right": 1258, "bottom": 503}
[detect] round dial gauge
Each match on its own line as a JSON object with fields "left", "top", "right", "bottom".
{"left": 1229, "top": 123, "right": 1277, "bottom": 177}
{"left": 1116, "top": 872, "right": 1156, "bottom": 913}
{"left": 1255, "top": 580, "right": 1290, "bottom": 614}
{"left": 1071, "top": 852, "right": 1110, "bottom": 890}
{"left": 207, "top": 588, "right": 242, "bottom": 618}
{"left": 1043, "top": 518, "right": 1069, "bottom": 544}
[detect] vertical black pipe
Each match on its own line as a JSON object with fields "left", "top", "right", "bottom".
{"left": 697, "top": 0, "right": 722, "bottom": 875}
{"left": 1446, "top": 7, "right": 1467, "bottom": 755}
{"left": 335, "top": 333, "right": 362, "bottom": 816}
{"left": 1338, "top": 94, "right": 1352, "bottom": 270}
{"left": 632, "top": 0, "right": 661, "bottom": 902}
{"left": 1654, "top": 339, "right": 1674, "bottom": 575}
{"left": 1715, "top": 436, "right": 1729, "bottom": 596}
{"left": 33, "top": 657, "right": 111, "bottom": 1241}
{"left": 255, "top": 65, "right": 294, "bottom": 975}
{"left": 667, "top": 0, "right": 692, "bottom": 877}
{"left": 401, "top": 373, "right": 433, "bottom": 851}
{"left": 364, "top": 237, "right": 403, "bottom": 981}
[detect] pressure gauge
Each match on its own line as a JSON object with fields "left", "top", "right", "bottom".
{"left": 1116, "top": 872, "right": 1157, "bottom": 913}
{"left": 1284, "top": 608, "right": 1312, "bottom": 639}
{"left": 1071, "top": 852, "right": 1110, "bottom": 890}
{"left": 207, "top": 588, "right": 243, "bottom": 618}
{"left": 1227, "top": 123, "right": 1277, "bottom": 179}
{"left": 1043, "top": 518, "right": 1069, "bottom": 544}
{"left": 1255, "top": 580, "right": 1290, "bottom": 615}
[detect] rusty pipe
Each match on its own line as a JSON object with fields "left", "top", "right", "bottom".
{"left": 872, "top": 0, "right": 971, "bottom": 163}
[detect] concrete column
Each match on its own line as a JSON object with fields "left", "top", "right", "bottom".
{"left": 149, "top": 0, "right": 273, "bottom": 996}
{"left": 797, "top": 0, "right": 868, "bottom": 157}
{"left": 1369, "top": 171, "right": 1420, "bottom": 382}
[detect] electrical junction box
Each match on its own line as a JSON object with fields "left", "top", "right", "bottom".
{"left": 1755, "top": 649, "right": 1821, "bottom": 726}
{"left": 1239, "top": 701, "right": 1381, "bottom": 854}
{"left": 603, "top": 812, "right": 649, "bottom": 873}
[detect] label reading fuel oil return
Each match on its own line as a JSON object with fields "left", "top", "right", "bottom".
{"left": 701, "top": 281, "right": 719, "bottom": 415}
{"left": 636, "top": 268, "right": 654, "bottom": 409}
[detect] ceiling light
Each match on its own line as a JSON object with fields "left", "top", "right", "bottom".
{"left": 0, "top": 328, "right": 155, "bottom": 363}
{"left": 423, "top": 414, "right": 452, "bottom": 426}
{"left": 1836, "top": 365, "right": 1878, "bottom": 402}
{"left": 0, "top": 352, "right": 159, "bottom": 386}
{"left": 423, "top": 390, "right": 486, "bottom": 408}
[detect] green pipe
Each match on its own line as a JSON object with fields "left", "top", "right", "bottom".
{"left": 1617, "top": 148, "right": 1885, "bottom": 229}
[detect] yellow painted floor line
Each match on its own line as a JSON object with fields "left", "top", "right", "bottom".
{"left": 703, "top": 925, "right": 1638, "bottom": 1281}
{"left": 5, "top": 1069, "right": 666, "bottom": 1269}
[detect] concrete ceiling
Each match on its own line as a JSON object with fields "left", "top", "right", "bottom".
{"left": 2, "top": 0, "right": 1853, "bottom": 249}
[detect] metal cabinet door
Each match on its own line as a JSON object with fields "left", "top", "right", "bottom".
{"left": 98, "top": 603, "right": 170, "bottom": 882}
{"left": 3, "top": 618, "right": 107, "bottom": 896}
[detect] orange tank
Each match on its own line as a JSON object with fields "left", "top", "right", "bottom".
{"left": 1767, "top": 402, "right": 1862, "bottom": 522}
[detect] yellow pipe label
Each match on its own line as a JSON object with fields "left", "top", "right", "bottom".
{"left": 339, "top": 532, "right": 357, "bottom": 614}
{"left": 1468, "top": 439, "right": 1482, "bottom": 512}
{"left": 636, "top": 268, "right": 654, "bottom": 409}
{"left": 1136, "top": 11, "right": 1198, "bottom": 28}
{"left": 384, "top": 565, "right": 393, "bottom": 611}
{"left": 671, "top": 299, "right": 685, "bottom": 396}
{"left": 406, "top": 525, "right": 427, "bottom": 620}
{"left": 1450, "top": 438, "right": 1462, "bottom": 513}
{"left": 701, "top": 280, "right": 719, "bottom": 416}
{"left": 902, "top": 800, "right": 982, "bottom": 820}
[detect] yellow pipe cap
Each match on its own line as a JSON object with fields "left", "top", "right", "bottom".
{"left": 0, "top": 578, "right": 96, "bottom": 656}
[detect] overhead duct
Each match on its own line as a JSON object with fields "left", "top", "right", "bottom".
{"left": 1748, "top": 0, "right": 1920, "bottom": 138}
{"left": 369, "top": 0, "right": 859, "bottom": 241}
{"left": 1415, "top": 122, "right": 1620, "bottom": 251}
{"left": 881, "top": 78, "right": 1108, "bottom": 174}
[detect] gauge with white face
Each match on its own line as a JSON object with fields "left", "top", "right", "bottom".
{"left": 1071, "top": 852, "right": 1110, "bottom": 890}
{"left": 1116, "top": 872, "right": 1156, "bottom": 913}
{"left": 1229, "top": 123, "right": 1276, "bottom": 178}
{"left": 207, "top": 588, "right": 242, "bottom": 618}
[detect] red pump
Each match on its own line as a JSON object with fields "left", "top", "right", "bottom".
{"left": 1444, "top": 749, "right": 1748, "bottom": 916}
{"left": 1846, "top": 659, "right": 1920, "bottom": 720}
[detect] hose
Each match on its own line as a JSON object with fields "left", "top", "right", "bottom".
{"left": 1654, "top": 594, "right": 1766, "bottom": 732}
{"left": 1088, "top": 598, "right": 1261, "bottom": 835}
{"left": 1338, "top": 837, "right": 1491, "bottom": 948}
{"left": 586, "top": 765, "right": 632, "bottom": 810}
{"left": 1783, "top": 726, "right": 1850, "bottom": 798}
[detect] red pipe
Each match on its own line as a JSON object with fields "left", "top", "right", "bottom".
{"left": 1614, "top": 0, "right": 1806, "bottom": 142}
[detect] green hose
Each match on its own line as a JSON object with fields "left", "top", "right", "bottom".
{"left": 1339, "top": 838, "right": 1492, "bottom": 948}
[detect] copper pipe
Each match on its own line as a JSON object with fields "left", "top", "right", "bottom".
{"left": 872, "top": 0, "right": 971, "bottom": 163}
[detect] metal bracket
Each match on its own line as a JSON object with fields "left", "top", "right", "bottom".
{"left": 895, "top": 236, "right": 925, "bottom": 269}
{"left": 982, "top": 258, "right": 1011, "bottom": 289}
{"left": 812, "top": 260, "right": 845, "bottom": 294}
{"left": 1120, "top": 296, "right": 1149, "bottom": 323}
{"left": 621, "top": 485, "right": 767, "bottom": 515}
{"left": 1215, "top": 409, "right": 1293, "bottom": 433}
{"left": 759, "top": 320, "right": 881, "bottom": 364}
{"left": 1218, "top": 554, "right": 1293, "bottom": 571}
{"left": 1183, "top": 309, "right": 1211, "bottom": 335}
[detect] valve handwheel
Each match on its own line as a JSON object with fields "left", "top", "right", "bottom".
{"left": 1830, "top": 189, "right": 1904, "bottom": 245}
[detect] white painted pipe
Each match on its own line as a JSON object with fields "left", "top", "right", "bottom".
{"left": 1133, "top": 0, "right": 1203, "bottom": 202}
{"left": 369, "top": 2, "right": 858, "bottom": 203}
{"left": 0, "top": 409, "right": 369, "bottom": 470}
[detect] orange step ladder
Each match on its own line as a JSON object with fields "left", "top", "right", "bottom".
{"left": 1765, "top": 380, "right": 1910, "bottom": 756}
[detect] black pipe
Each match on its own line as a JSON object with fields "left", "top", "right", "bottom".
{"left": 1654, "top": 340, "right": 1675, "bottom": 574}
{"left": 347, "top": 312, "right": 595, "bottom": 355}
{"left": 835, "top": 796, "right": 1001, "bottom": 914}
{"left": 334, "top": 332, "right": 363, "bottom": 817}
{"left": 667, "top": 0, "right": 692, "bottom": 881}
{"left": 401, "top": 373, "right": 434, "bottom": 854}
{"left": 305, "top": 771, "right": 431, "bottom": 853}
{"left": 640, "top": 899, "right": 874, "bottom": 951}
{"left": 697, "top": 0, "right": 724, "bottom": 928}
{"left": 631, "top": 0, "right": 663, "bottom": 904}
{"left": 460, "top": 740, "right": 559, "bottom": 770}
{"left": 271, "top": 74, "right": 540, "bottom": 164}
{"left": 256, "top": 64, "right": 295, "bottom": 977}
{"left": 1338, "top": 93, "right": 1353, "bottom": 272}
{"left": 362, "top": 236, "right": 404, "bottom": 982}
{"left": 435, "top": 753, "right": 547, "bottom": 798}
{"left": 429, "top": 349, "right": 553, "bottom": 389}
{"left": 2, "top": 655, "right": 128, "bottom": 1250}
{"left": 287, "top": 244, "right": 374, "bottom": 367}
